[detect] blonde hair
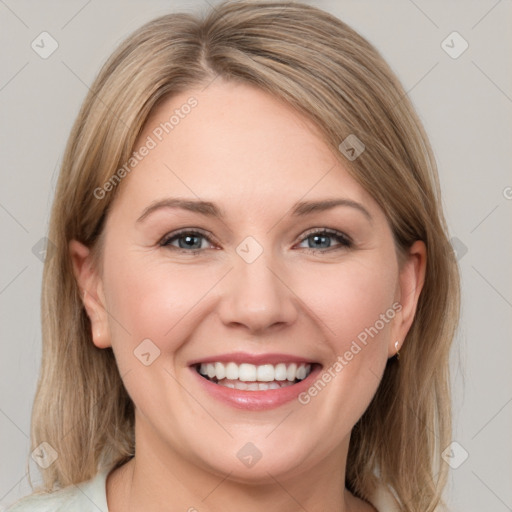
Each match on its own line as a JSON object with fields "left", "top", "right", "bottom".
{"left": 28, "top": 2, "right": 460, "bottom": 511}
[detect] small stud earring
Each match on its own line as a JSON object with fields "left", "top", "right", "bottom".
{"left": 394, "top": 340, "right": 400, "bottom": 360}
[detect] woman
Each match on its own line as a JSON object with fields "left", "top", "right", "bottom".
{"left": 7, "top": 1, "right": 460, "bottom": 511}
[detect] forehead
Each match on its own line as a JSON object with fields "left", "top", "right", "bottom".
{"left": 113, "top": 80, "right": 372, "bottom": 216}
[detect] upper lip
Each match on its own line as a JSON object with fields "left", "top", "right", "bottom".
{"left": 188, "top": 352, "right": 317, "bottom": 367}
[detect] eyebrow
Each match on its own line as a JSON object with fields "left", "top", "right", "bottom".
{"left": 136, "top": 197, "right": 372, "bottom": 223}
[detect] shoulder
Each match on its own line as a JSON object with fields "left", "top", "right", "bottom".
{"left": 368, "top": 484, "right": 446, "bottom": 512}
{"left": 5, "top": 466, "right": 111, "bottom": 512}
{"left": 5, "top": 486, "right": 81, "bottom": 511}
{"left": 368, "top": 483, "right": 401, "bottom": 512}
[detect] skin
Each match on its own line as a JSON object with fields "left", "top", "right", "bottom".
{"left": 70, "top": 80, "right": 426, "bottom": 512}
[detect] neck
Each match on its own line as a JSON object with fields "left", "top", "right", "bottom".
{"left": 106, "top": 415, "right": 375, "bottom": 512}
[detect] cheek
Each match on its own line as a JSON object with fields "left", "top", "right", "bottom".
{"left": 293, "top": 255, "right": 398, "bottom": 427}
{"left": 302, "top": 257, "right": 398, "bottom": 351}
{"left": 101, "top": 250, "right": 218, "bottom": 352}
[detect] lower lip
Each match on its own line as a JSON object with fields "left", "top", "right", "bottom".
{"left": 190, "top": 365, "right": 322, "bottom": 410}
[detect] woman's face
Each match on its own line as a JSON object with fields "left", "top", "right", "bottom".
{"left": 72, "top": 80, "right": 424, "bottom": 483}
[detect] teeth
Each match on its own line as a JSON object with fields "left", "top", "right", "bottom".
{"left": 225, "top": 362, "right": 238, "bottom": 380}
{"left": 275, "top": 363, "right": 287, "bottom": 381}
{"left": 256, "top": 364, "right": 274, "bottom": 382}
{"left": 215, "top": 379, "right": 296, "bottom": 390}
{"left": 207, "top": 364, "right": 216, "bottom": 379}
{"left": 198, "top": 361, "right": 312, "bottom": 384}
{"left": 215, "top": 362, "right": 225, "bottom": 380}
{"left": 286, "top": 363, "right": 297, "bottom": 381}
{"left": 296, "top": 365, "right": 307, "bottom": 380}
{"left": 240, "top": 363, "right": 257, "bottom": 381}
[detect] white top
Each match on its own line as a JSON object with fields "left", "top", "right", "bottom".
{"left": 6, "top": 465, "right": 400, "bottom": 511}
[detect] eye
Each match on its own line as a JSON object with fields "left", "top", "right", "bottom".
{"left": 159, "top": 227, "right": 352, "bottom": 255}
{"left": 160, "top": 229, "right": 215, "bottom": 253}
{"left": 296, "top": 228, "right": 352, "bottom": 252}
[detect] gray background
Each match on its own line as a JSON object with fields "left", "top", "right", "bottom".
{"left": 1, "top": 0, "right": 511, "bottom": 510}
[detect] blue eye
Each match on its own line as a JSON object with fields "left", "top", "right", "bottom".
{"left": 160, "top": 228, "right": 352, "bottom": 254}
{"left": 297, "top": 229, "right": 352, "bottom": 252}
{"left": 160, "top": 230, "right": 213, "bottom": 253}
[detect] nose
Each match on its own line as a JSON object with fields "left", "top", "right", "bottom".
{"left": 216, "top": 251, "right": 299, "bottom": 334}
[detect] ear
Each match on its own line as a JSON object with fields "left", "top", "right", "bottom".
{"left": 69, "top": 239, "right": 111, "bottom": 349}
{"left": 388, "top": 240, "right": 427, "bottom": 358}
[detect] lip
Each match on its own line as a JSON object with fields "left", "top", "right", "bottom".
{"left": 189, "top": 358, "right": 322, "bottom": 411}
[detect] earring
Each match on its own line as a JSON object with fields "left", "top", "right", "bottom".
{"left": 394, "top": 340, "right": 400, "bottom": 360}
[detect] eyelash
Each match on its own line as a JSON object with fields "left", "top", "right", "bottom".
{"left": 159, "top": 228, "right": 353, "bottom": 255}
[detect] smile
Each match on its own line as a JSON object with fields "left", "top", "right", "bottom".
{"left": 188, "top": 352, "right": 322, "bottom": 410}
{"left": 197, "top": 362, "right": 313, "bottom": 391}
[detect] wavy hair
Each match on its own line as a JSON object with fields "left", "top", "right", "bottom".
{"left": 27, "top": 2, "right": 460, "bottom": 511}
